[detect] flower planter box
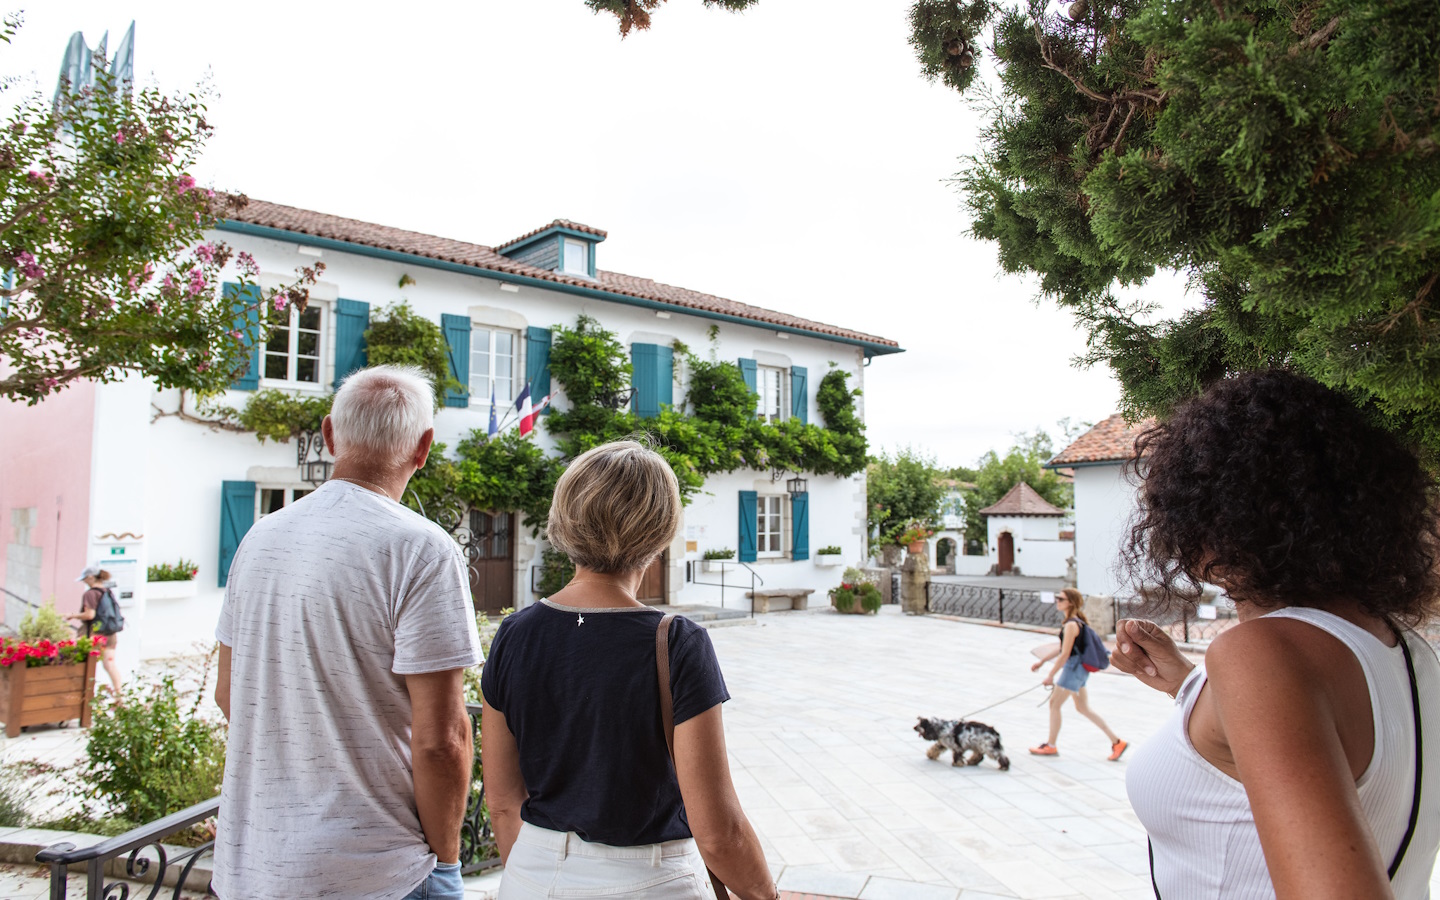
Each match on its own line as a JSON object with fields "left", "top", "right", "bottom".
{"left": 0, "top": 658, "right": 97, "bottom": 738}
{"left": 831, "top": 599, "right": 868, "bottom": 615}
{"left": 701, "top": 560, "right": 734, "bottom": 574}
{"left": 907, "top": 540, "right": 928, "bottom": 555}
{"left": 146, "top": 579, "right": 198, "bottom": 601}
{"left": 815, "top": 553, "right": 843, "bottom": 568}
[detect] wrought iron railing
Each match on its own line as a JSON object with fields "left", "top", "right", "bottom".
{"left": 37, "top": 706, "right": 499, "bottom": 896}
{"left": 1111, "top": 597, "right": 1237, "bottom": 645}
{"left": 688, "top": 560, "right": 763, "bottom": 616}
{"left": 925, "top": 582, "right": 1064, "bottom": 628}
{"left": 36, "top": 797, "right": 219, "bottom": 900}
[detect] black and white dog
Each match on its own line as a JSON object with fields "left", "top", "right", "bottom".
{"left": 914, "top": 716, "right": 1011, "bottom": 771}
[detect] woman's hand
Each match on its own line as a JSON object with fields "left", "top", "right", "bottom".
{"left": 1030, "top": 660, "right": 1043, "bottom": 672}
{"left": 1112, "top": 619, "right": 1195, "bottom": 696}
{"left": 1041, "top": 673, "right": 1054, "bottom": 687}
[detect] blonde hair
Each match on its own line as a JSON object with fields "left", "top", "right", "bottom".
{"left": 1059, "top": 587, "right": 1088, "bottom": 623}
{"left": 546, "top": 440, "right": 682, "bottom": 573}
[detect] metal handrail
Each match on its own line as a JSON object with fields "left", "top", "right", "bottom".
{"left": 36, "top": 797, "right": 219, "bottom": 900}
{"left": 1, "top": 585, "right": 41, "bottom": 610}
{"left": 689, "top": 559, "right": 765, "bottom": 617}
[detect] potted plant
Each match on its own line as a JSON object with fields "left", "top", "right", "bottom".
{"left": 815, "top": 545, "right": 843, "bottom": 567}
{"left": 0, "top": 632, "right": 104, "bottom": 737}
{"left": 829, "top": 580, "right": 883, "bottom": 616}
{"left": 702, "top": 548, "right": 735, "bottom": 573}
{"left": 146, "top": 558, "right": 199, "bottom": 601}
{"left": 898, "top": 524, "right": 933, "bottom": 556}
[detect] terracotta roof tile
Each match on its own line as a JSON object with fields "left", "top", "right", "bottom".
{"left": 224, "top": 200, "right": 899, "bottom": 350}
{"left": 498, "top": 218, "right": 609, "bottom": 250}
{"left": 1048, "top": 414, "right": 1155, "bottom": 466}
{"left": 978, "top": 482, "right": 1065, "bottom": 517}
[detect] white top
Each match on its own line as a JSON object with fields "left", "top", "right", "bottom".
{"left": 1127, "top": 607, "right": 1440, "bottom": 899}
{"left": 213, "top": 480, "right": 483, "bottom": 900}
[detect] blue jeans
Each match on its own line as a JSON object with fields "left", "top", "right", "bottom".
{"left": 402, "top": 861, "right": 464, "bottom": 900}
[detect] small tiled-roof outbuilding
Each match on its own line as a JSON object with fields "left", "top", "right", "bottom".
{"left": 1047, "top": 414, "right": 1154, "bottom": 467}
{"left": 979, "top": 482, "right": 1065, "bottom": 517}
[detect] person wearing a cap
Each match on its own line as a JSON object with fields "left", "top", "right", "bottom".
{"left": 67, "top": 566, "right": 122, "bottom": 693}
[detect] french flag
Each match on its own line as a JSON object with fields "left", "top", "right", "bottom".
{"left": 513, "top": 384, "right": 550, "bottom": 437}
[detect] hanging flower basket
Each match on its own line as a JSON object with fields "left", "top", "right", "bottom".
{"left": 0, "top": 636, "right": 104, "bottom": 738}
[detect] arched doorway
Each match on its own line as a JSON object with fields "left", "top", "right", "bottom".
{"left": 998, "top": 531, "right": 1015, "bottom": 574}
{"left": 936, "top": 538, "right": 957, "bottom": 568}
{"left": 467, "top": 509, "right": 515, "bottom": 615}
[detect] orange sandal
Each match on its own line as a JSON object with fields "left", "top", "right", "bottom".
{"left": 1108, "top": 739, "right": 1129, "bottom": 761}
{"left": 1029, "top": 743, "right": 1058, "bottom": 756}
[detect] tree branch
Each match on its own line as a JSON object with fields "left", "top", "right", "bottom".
{"left": 150, "top": 390, "right": 249, "bottom": 433}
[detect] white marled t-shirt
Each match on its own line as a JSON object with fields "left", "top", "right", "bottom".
{"left": 213, "top": 479, "right": 482, "bottom": 900}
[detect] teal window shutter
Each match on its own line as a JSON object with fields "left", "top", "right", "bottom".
{"left": 738, "top": 358, "right": 757, "bottom": 393}
{"left": 631, "top": 343, "right": 674, "bottom": 418}
{"left": 218, "top": 481, "right": 256, "bottom": 588}
{"left": 526, "top": 326, "right": 552, "bottom": 404}
{"left": 333, "top": 298, "right": 370, "bottom": 389}
{"left": 224, "top": 282, "right": 262, "bottom": 391}
{"left": 791, "top": 492, "right": 810, "bottom": 560}
{"left": 790, "top": 366, "right": 808, "bottom": 424}
{"left": 441, "top": 314, "right": 470, "bottom": 408}
{"left": 738, "top": 491, "right": 758, "bottom": 563}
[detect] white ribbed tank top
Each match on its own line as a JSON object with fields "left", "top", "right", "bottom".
{"left": 1126, "top": 607, "right": 1440, "bottom": 899}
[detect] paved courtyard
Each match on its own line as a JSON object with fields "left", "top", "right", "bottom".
{"left": 4, "top": 605, "right": 1439, "bottom": 899}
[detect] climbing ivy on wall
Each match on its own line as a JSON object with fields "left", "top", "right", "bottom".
{"left": 418, "top": 314, "right": 868, "bottom": 531}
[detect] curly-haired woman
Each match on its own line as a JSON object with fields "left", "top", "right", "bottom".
{"left": 1115, "top": 370, "right": 1440, "bottom": 899}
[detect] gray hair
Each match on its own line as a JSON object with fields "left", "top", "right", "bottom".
{"left": 330, "top": 365, "right": 435, "bottom": 466}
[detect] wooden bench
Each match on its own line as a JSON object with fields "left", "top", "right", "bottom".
{"left": 744, "top": 588, "right": 816, "bottom": 614}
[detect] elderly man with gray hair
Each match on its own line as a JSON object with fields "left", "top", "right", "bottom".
{"left": 214, "top": 365, "right": 481, "bottom": 900}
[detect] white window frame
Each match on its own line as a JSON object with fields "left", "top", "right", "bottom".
{"left": 256, "top": 486, "right": 315, "bottom": 519}
{"left": 561, "top": 238, "right": 589, "bottom": 277}
{"left": 469, "top": 326, "right": 520, "bottom": 408}
{"left": 260, "top": 301, "right": 329, "bottom": 390}
{"left": 756, "top": 494, "right": 787, "bottom": 559}
{"left": 756, "top": 365, "right": 787, "bottom": 423}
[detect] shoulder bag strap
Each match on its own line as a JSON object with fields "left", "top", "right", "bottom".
{"left": 656, "top": 615, "right": 729, "bottom": 900}
{"left": 1388, "top": 631, "right": 1423, "bottom": 880}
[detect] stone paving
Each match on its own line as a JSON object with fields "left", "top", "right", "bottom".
{"left": 4, "top": 605, "right": 1440, "bottom": 899}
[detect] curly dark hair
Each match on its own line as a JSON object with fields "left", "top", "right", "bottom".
{"left": 1122, "top": 370, "right": 1440, "bottom": 625}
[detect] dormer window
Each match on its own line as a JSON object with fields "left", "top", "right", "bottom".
{"left": 562, "top": 238, "right": 589, "bottom": 277}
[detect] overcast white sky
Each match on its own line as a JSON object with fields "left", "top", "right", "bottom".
{"left": 11, "top": 0, "right": 1195, "bottom": 468}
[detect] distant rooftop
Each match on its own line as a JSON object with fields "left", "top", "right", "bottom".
{"left": 1048, "top": 414, "right": 1154, "bottom": 467}
{"left": 978, "top": 482, "right": 1065, "bottom": 517}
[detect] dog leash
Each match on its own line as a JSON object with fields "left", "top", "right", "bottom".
{"left": 960, "top": 683, "right": 1047, "bottom": 719}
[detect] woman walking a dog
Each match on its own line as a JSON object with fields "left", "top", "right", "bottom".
{"left": 1115, "top": 371, "right": 1440, "bottom": 898}
{"left": 480, "top": 440, "right": 777, "bottom": 900}
{"left": 1028, "top": 587, "right": 1128, "bottom": 760}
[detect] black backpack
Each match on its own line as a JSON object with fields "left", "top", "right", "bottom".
{"left": 93, "top": 588, "right": 125, "bottom": 636}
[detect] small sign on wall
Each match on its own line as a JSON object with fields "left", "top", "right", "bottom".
{"left": 1197, "top": 605, "right": 1218, "bottom": 620}
{"left": 1039, "top": 591, "right": 1055, "bottom": 605}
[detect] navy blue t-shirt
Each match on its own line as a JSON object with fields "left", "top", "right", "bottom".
{"left": 480, "top": 600, "right": 730, "bottom": 846}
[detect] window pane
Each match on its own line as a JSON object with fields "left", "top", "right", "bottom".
{"left": 260, "top": 489, "right": 285, "bottom": 516}
{"left": 562, "top": 239, "right": 588, "bottom": 275}
{"left": 298, "top": 306, "right": 322, "bottom": 330}
{"left": 471, "top": 328, "right": 491, "bottom": 400}
{"left": 292, "top": 490, "right": 312, "bottom": 503}
{"left": 296, "top": 330, "right": 319, "bottom": 358}
{"left": 296, "top": 357, "right": 318, "bottom": 383}
{"left": 264, "top": 353, "right": 289, "bottom": 380}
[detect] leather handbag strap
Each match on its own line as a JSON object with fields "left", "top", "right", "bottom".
{"left": 656, "top": 615, "right": 729, "bottom": 900}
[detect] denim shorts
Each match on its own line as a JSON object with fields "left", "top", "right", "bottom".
{"left": 1055, "top": 655, "right": 1090, "bottom": 692}
{"left": 401, "top": 861, "right": 464, "bottom": 900}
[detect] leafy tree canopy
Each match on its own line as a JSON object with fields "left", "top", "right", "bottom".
{"left": 596, "top": 0, "right": 1440, "bottom": 454}
{"left": 0, "top": 19, "right": 313, "bottom": 404}
{"left": 960, "top": 428, "right": 1073, "bottom": 545}
{"left": 867, "top": 447, "right": 947, "bottom": 547}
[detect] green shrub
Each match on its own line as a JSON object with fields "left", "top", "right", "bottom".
{"left": 19, "top": 602, "right": 72, "bottom": 644}
{"left": 817, "top": 545, "right": 842, "bottom": 556}
{"left": 81, "top": 673, "right": 226, "bottom": 825}
{"left": 703, "top": 549, "right": 735, "bottom": 560}
{"left": 0, "top": 762, "right": 29, "bottom": 828}
{"left": 536, "top": 548, "right": 575, "bottom": 597}
{"left": 858, "top": 583, "right": 883, "bottom": 614}
{"left": 830, "top": 586, "right": 856, "bottom": 613}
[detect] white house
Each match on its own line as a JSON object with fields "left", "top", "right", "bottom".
{"left": 1046, "top": 414, "right": 1150, "bottom": 597}
{"left": 977, "top": 482, "right": 1073, "bottom": 577}
{"left": 0, "top": 199, "right": 901, "bottom": 663}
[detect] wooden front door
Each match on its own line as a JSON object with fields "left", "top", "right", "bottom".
{"left": 998, "top": 531, "right": 1015, "bottom": 574}
{"left": 468, "top": 510, "right": 515, "bottom": 615}
{"left": 638, "top": 551, "right": 667, "bottom": 605}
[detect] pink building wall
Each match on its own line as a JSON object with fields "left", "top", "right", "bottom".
{"left": 0, "top": 382, "right": 96, "bottom": 618}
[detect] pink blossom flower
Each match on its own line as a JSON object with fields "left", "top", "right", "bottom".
{"left": 236, "top": 252, "right": 259, "bottom": 276}
{"left": 229, "top": 329, "right": 243, "bottom": 342}
{"left": 163, "top": 272, "right": 177, "bottom": 291}
{"left": 142, "top": 262, "right": 155, "bottom": 283}
{"left": 273, "top": 293, "right": 289, "bottom": 312}
{"left": 175, "top": 174, "right": 196, "bottom": 194}
{"left": 188, "top": 268, "right": 206, "bottom": 296}
{"left": 127, "top": 274, "right": 138, "bottom": 291}
{"left": 195, "top": 243, "right": 216, "bottom": 264}
{"left": 115, "top": 130, "right": 125, "bottom": 145}
{"left": 197, "top": 361, "right": 210, "bottom": 373}
{"left": 15, "top": 251, "right": 43, "bottom": 280}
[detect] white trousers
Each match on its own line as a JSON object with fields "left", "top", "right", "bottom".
{"left": 498, "top": 822, "right": 713, "bottom": 899}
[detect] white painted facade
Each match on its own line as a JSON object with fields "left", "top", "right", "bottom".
{"left": 984, "top": 514, "right": 1073, "bottom": 578}
{"left": 1070, "top": 462, "right": 1138, "bottom": 598}
{"left": 13, "top": 220, "right": 893, "bottom": 659}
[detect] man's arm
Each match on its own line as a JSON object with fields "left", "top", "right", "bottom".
{"left": 215, "top": 643, "right": 232, "bottom": 722}
{"left": 405, "top": 668, "right": 472, "bottom": 864}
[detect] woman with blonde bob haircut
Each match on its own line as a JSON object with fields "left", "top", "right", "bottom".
{"left": 481, "top": 441, "right": 777, "bottom": 900}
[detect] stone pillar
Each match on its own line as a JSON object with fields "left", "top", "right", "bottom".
{"left": 900, "top": 549, "right": 930, "bottom": 615}
{"left": 1086, "top": 594, "right": 1116, "bottom": 638}
{"left": 880, "top": 544, "right": 903, "bottom": 568}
